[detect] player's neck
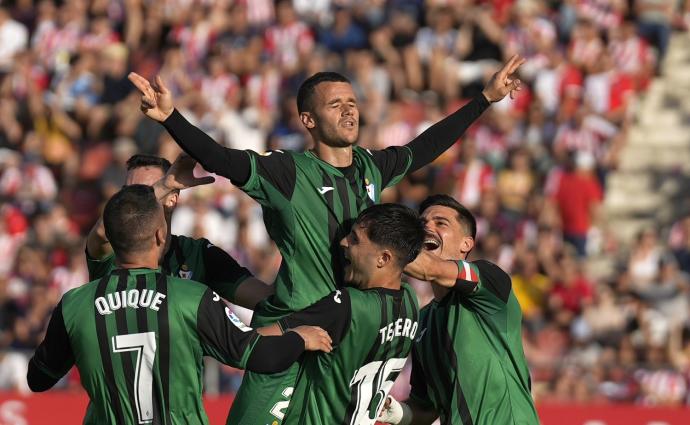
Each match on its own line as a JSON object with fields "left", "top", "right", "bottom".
{"left": 115, "top": 251, "right": 160, "bottom": 270}
{"left": 360, "top": 270, "right": 401, "bottom": 291}
{"left": 312, "top": 143, "right": 353, "bottom": 168}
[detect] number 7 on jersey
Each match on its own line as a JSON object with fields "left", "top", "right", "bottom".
{"left": 112, "top": 332, "right": 157, "bottom": 424}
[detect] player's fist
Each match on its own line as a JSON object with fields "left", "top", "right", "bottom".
{"left": 481, "top": 54, "right": 525, "bottom": 102}
{"left": 376, "top": 395, "right": 404, "bottom": 424}
{"left": 292, "top": 326, "right": 333, "bottom": 353}
{"left": 128, "top": 73, "right": 174, "bottom": 122}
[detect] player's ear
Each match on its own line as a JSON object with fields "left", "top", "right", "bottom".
{"left": 155, "top": 225, "right": 166, "bottom": 247}
{"left": 163, "top": 191, "right": 179, "bottom": 209}
{"left": 300, "top": 111, "right": 316, "bottom": 129}
{"left": 461, "top": 236, "right": 475, "bottom": 255}
{"left": 378, "top": 250, "right": 392, "bottom": 268}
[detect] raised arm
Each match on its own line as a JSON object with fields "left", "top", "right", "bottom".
{"left": 404, "top": 55, "right": 525, "bottom": 173}
{"left": 85, "top": 154, "right": 215, "bottom": 273}
{"left": 128, "top": 73, "right": 252, "bottom": 185}
{"left": 404, "top": 250, "right": 460, "bottom": 288}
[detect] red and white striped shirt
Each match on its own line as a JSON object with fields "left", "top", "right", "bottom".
{"left": 264, "top": 21, "right": 314, "bottom": 69}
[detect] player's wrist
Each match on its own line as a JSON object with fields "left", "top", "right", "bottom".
{"left": 377, "top": 396, "right": 412, "bottom": 425}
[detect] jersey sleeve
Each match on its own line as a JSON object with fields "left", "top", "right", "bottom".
{"left": 241, "top": 150, "right": 297, "bottom": 203}
{"left": 368, "top": 146, "right": 413, "bottom": 188}
{"left": 453, "top": 259, "right": 511, "bottom": 316}
{"left": 85, "top": 248, "right": 115, "bottom": 281}
{"left": 162, "top": 109, "right": 252, "bottom": 185}
{"left": 196, "top": 288, "right": 261, "bottom": 368}
{"left": 196, "top": 289, "right": 306, "bottom": 373}
{"left": 405, "top": 95, "right": 490, "bottom": 173}
{"left": 408, "top": 347, "right": 434, "bottom": 410}
{"left": 277, "top": 289, "right": 352, "bottom": 346}
{"left": 27, "top": 301, "right": 75, "bottom": 391}
{"left": 200, "top": 240, "right": 253, "bottom": 302}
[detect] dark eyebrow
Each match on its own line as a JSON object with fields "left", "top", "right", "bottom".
{"left": 432, "top": 216, "right": 450, "bottom": 223}
{"left": 328, "top": 97, "right": 357, "bottom": 105}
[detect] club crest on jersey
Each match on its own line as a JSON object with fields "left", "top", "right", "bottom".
{"left": 225, "top": 307, "right": 252, "bottom": 332}
{"left": 179, "top": 264, "right": 193, "bottom": 280}
{"left": 364, "top": 178, "right": 376, "bottom": 202}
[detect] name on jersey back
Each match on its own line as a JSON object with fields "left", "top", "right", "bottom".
{"left": 379, "top": 318, "right": 418, "bottom": 345}
{"left": 95, "top": 289, "right": 166, "bottom": 315}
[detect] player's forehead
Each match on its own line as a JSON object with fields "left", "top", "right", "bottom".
{"left": 313, "top": 82, "right": 357, "bottom": 104}
{"left": 126, "top": 166, "right": 165, "bottom": 186}
{"left": 421, "top": 205, "right": 459, "bottom": 224}
{"left": 350, "top": 222, "right": 370, "bottom": 241}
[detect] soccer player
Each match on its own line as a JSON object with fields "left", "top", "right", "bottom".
{"left": 259, "top": 203, "right": 425, "bottom": 424}
{"left": 377, "top": 194, "right": 539, "bottom": 425}
{"left": 86, "top": 153, "right": 273, "bottom": 309}
{"left": 127, "top": 55, "right": 523, "bottom": 423}
{"left": 27, "top": 185, "right": 332, "bottom": 425}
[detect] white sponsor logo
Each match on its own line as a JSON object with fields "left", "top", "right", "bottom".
{"left": 318, "top": 186, "right": 334, "bottom": 195}
{"left": 225, "top": 307, "right": 252, "bottom": 332}
{"left": 333, "top": 290, "right": 342, "bottom": 304}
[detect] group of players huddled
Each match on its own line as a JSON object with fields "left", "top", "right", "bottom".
{"left": 26, "top": 55, "right": 540, "bottom": 425}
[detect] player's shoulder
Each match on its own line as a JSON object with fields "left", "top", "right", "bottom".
{"left": 165, "top": 275, "right": 209, "bottom": 299}
{"left": 471, "top": 259, "right": 510, "bottom": 280}
{"left": 471, "top": 259, "right": 512, "bottom": 302}
{"left": 175, "top": 234, "right": 212, "bottom": 251}
{"left": 62, "top": 277, "right": 100, "bottom": 302}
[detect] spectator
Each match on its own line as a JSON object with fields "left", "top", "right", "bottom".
{"left": 552, "top": 151, "right": 603, "bottom": 257}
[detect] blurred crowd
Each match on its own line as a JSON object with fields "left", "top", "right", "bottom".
{"left": 1, "top": 0, "right": 690, "bottom": 407}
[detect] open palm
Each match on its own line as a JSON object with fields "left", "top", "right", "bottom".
{"left": 128, "top": 73, "right": 174, "bottom": 122}
{"left": 163, "top": 154, "right": 215, "bottom": 191}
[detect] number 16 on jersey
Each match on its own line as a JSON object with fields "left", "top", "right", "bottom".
{"left": 349, "top": 357, "right": 407, "bottom": 425}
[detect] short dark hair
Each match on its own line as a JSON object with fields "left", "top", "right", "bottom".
{"left": 126, "top": 154, "right": 172, "bottom": 173}
{"left": 103, "top": 185, "right": 162, "bottom": 255}
{"left": 419, "top": 194, "right": 477, "bottom": 239}
{"left": 296, "top": 72, "right": 351, "bottom": 113}
{"left": 354, "top": 203, "right": 425, "bottom": 268}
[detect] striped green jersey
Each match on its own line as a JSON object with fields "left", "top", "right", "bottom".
{"left": 29, "top": 268, "right": 262, "bottom": 425}
{"left": 410, "top": 260, "right": 539, "bottom": 425}
{"left": 86, "top": 235, "right": 252, "bottom": 302}
{"left": 277, "top": 284, "right": 420, "bottom": 425}
{"left": 241, "top": 146, "right": 412, "bottom": 326}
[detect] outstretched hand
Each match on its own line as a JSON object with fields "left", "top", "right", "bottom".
{"left": 482, "top": 55, "right": 525, "bottom": 103}
{"left": 160, "top": 153, "right": 215, "bottom": 192}
{"left": 128, "top": 73, "right": 174, "bottom": 122}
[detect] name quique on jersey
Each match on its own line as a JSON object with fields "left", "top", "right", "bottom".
{"left": 95, "top": 289, "right": 166, "bottom": 315}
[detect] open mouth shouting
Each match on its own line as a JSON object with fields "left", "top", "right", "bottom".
{"left": 423, "top": 232, "right": 441, "bottom": 253}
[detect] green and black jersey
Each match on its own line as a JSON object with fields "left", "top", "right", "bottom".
{"left": 27, "top": 268, "right": 307, "bottom": 425}
{"left": 162, "top": 95, "right": 490, "bottom": 328}
{"left": 239, "top": 147, "right": 412, "bottom": 325}
{"left": 409, "top": 260, "right": 539, "bottom": 425}
{"left": 276, "top": 284, "right": 420, "bottom": 425}
{"left": 86, "top": 235, "right": 252, "bottom": 302}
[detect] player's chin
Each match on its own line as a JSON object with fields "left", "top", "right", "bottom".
{"left": 343, "top": 266, "right": 355, "bottom": 285}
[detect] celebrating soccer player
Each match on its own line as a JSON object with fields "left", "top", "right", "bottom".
{"left": 27, "top": 185, "right": 332, "bottom": 425}
{"left": 259, "top": 203, "right": 425, "bottom": 424}
{"left": 128, "top": 55, "right": 523, "bottom": 423}
{"left": 377, "top": 194, "right": 539, "bottom": 425}
{"left": 85, "top": 153, "right": 273, "bottom": 309}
